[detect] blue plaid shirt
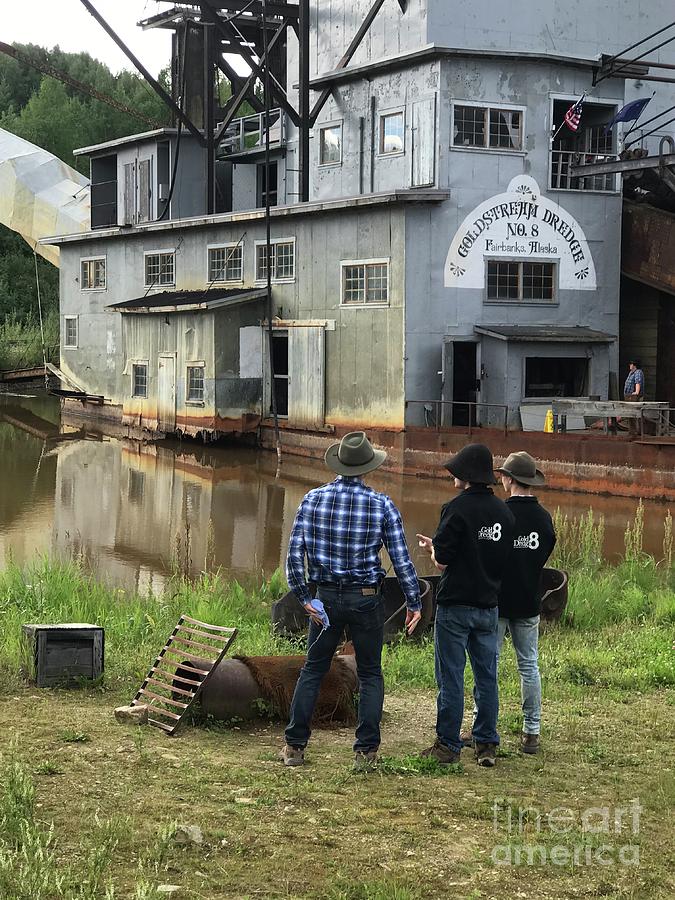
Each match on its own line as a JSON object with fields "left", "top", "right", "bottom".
{"left": 624, "top": 368, "right": 644, "bottom": 396}
{"left": 286, "top": 476, "right": 421, "bottom": 611}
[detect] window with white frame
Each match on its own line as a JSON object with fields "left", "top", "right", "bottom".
{"left": 319, "top": 123, "right": 342, "bottom": 165}
{"left": 208, "top": 244, "right": 243, "bottom": 282}
{"left": 341, "top": 260, "right": 389, "bottom": 306}
{"left": 379, "top": 110, "right": 404, "bottom": 154}
{"left": 255, "top": 239, "right": 295, "bottom": 281}
{"left": 132, "top": 362, "right": 148, "bottom": 398}
{"left": 144, "top": 251, "right": 175, "bottom": 287}
{"left": 64, "top": 316, "right": 78, "bottom": 348}
{"left": 453, "top": 104, "right": 523, "bottom": 151}
{"left": 486, "top": 260, "right": 556, "bottom": 302}
{"left": 80, "top": 257, "right": 106, "bottom": 290}
{"left": 187, "top": 365, "right": 205, "bottom": 402}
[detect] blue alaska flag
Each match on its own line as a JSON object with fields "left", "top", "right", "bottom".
{"left": 604, "top": 97, "right": 652, "bottom": 134}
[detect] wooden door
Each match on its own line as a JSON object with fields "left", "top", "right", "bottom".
{"left": 288, "top": 326, "right": 325, "bottom": 428}
{"left": 411, "top": 96, "right": 436, "bottom": 187}
{"left": 158, "top": 355, "right": 176, "bottom": 432}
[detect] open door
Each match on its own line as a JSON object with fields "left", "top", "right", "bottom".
{"left": 158, "top": 354, "right": 176, "bottom": 432}
{"left": 288, "top": 326, "right": 325, "bottom": 428}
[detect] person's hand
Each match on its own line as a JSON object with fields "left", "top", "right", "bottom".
{"left": 416, "top": 534, "right": 433, "bottom": 555}
{"left": 303, "top": 602, "right": 324, "bottom": 627}
{"left": 405, "top": 609, "right": 422, "bottom": 635}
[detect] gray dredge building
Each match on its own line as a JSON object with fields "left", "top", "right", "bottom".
{"left": 44, "top": 1, "right": 675, "bottom": 438}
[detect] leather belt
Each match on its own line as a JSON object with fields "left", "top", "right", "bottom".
{"left": 317, "top": 582, "right": 380, "bottom": 596}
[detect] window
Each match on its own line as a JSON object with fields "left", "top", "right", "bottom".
{"left": 486, "top": 261, "right": 555, "bottom": 302}
{"left": 379, "top": 110, "right": 404, "bottom": 154}
{"left": 453, "top": 104, "right": 523, "bottom": 151}
{"left": 525, "top": 358, "right": 588, "bottom": 398}
{"left": 132, "top": 363, "right": 148, "bottom": 398}
{"left": 208, "top": 245, "right": 243, "bottom": 283}
{"left": 319, "top": 123, "right": 342, "bottom": 165}
{"left": 64, "top": 316, "right": 78, "bottom": 349}
{"left": 187, "top": 365, "right": 205, "bottom": 402}
{"left": 80, "top": 257, "right": 106, "bottom": 290}
{"left": 255, "top": 239, "right": 295, "bottom": 282}
{"left": 144, "top": 251, "right": 175, "bottom": 287}
{"left": 550, "top": 98, "right": 617, "bottom": 192}
{"left": 341, "top": 260, "right": 389, "bottom": 306}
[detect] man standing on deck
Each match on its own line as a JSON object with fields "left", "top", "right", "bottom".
{"left": 622, "top": 359, "right": 645, "bottom": 435}
{"left": 461, "top": 452, "right": 556, "bottom": 755}
{"left": 280, "top": 431, "right": 421, "bottom": 769}
{"left": 416, "top": 444, "right": 514, "bottom": 768}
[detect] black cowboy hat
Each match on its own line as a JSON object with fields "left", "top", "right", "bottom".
{"left": 325, "top": 431, "right": 387, "bottom": 476}
{"left": 443, "top": 443, "right": 496, "bottom": 484}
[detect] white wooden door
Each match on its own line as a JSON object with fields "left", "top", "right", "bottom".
{"left": 411, "top": 96, "right": 436, "bottom": 187}
{"left": 288, "top": 326, "right": 325, "bottom": 427}
{"left": 158, "top": 355, "right": 176, "bottom": 432}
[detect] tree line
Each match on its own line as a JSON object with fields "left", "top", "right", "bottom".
{"left": 0, "top": 43, "right": 170, "bottom": 324}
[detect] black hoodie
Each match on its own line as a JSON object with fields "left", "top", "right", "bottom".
{"left": 498, "top": 495, "right": 557, "bottom": 619}
{"left": 433, "top": 485, "right": 515, "bottom": 609}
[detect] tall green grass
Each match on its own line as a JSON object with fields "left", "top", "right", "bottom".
{"left": 0, "top": 505, "right": 673, "bottom": 693}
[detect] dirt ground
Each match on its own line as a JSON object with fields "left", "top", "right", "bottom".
{"left": 4, "top": 680, "right": 674, "bottom": 900}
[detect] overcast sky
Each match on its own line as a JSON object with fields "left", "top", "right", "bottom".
{"left": 5, "top": 1, "right": 174, "bottom": 76}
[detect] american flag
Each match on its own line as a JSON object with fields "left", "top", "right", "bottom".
{"left": 564, "top": 97, "right": 584, "bottom": 133}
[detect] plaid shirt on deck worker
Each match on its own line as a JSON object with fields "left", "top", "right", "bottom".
{"left": 286, "top": 476, "right": 421, "bottom": 611}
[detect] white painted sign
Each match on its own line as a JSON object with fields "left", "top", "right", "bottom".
{"left": 444, "top": 176, "right": 596, "bottom": 290}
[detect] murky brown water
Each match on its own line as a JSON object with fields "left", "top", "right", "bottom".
{"left": 0, "top": 391, "right": 671, "bottom": 593}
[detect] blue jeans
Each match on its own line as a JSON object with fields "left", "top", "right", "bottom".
{"left": 434, "top": 604, "right": 500, "bottom": 754}
{"left": 472, "top": 616, "right": 541, "bottom": 735}
{"left": 284, "top": 586, "right": 385, "bottom": 753}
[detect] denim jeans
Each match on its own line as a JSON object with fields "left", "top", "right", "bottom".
{"left": 284, "top": 585, "right": 385, "bottom": 753}
{"left": 472, "top": 615, "right": 541, "bottom": 735}
{"left": 434, "top": 604, "right": 499, "bottom": 754}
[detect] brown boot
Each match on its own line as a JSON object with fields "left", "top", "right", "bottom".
{"left": 475, "top": 742, "right": 497, "bottom": 768}
{"left": 420, "top": 739, "right": 461, "bottom": 765}
{"left": 521, "top": 733, "right": 540, "bottom": 755}
{"left": 279, "top": 744, "right": 304, "bottom": 767}
{"left": 460, "top": 729, "right": 474, "bottom": 748}
{"left": 353, "top": 750, "right": 378, "bottom": 771}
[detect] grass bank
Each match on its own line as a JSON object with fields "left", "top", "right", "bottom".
{"left": 0, "top": 507, "right": 673, "bottom": 898}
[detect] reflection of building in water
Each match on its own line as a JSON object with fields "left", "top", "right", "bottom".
{"left": 51, "top": 437, "right": 309, "bottom": 591}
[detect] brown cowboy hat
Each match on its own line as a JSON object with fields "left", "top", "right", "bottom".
{"left": 495, "top": 451, "right": 546, "bottom": 487}
{"left": 325, "top": 431, "right": 387, "bottom": 476}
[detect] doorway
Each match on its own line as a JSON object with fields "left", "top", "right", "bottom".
{"left": 270, "top": 332, "right": 289, "bottom": 417}
{"left": 443, "top": 341, "right": 478, "bottom": 426}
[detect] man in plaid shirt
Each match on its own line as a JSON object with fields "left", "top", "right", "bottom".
{"left": 281, "top": 432, "right": 421, "bottom": 769}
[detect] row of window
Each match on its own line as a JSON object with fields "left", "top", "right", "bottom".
{"left": 79, "top": 240, "right": 298, "bottom": 292}
{"left": 78, "top": 247, "right": 390, "bottom": 305}
{"left": 317, "top": 102, "right": 525, "bottom": 166}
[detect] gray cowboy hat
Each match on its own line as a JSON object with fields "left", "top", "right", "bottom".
{"left": 496, "top": 451, "right": 546, "bottom": 487}
{"left": 443, "top": 443, "right": 496, "bottom": 484}
{"left": 325, "top": 431, "right": 387, "bottom": 476}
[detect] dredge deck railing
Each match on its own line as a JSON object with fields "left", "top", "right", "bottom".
{"left": 406, "top": 400, "right": 509, "bottom": 437}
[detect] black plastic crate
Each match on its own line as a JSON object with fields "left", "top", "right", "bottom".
{"left": 21, "top": 624, "right": 104, "bottom": 687}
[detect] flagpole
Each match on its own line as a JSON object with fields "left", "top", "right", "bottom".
{"left": 551, "top": 93, "right": 585, "bottom": 143}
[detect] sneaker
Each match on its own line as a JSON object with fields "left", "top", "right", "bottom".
{"left": 353, "top": 750, "right": 378, "bottom": 771}
{"left": 279, "top": 744, "right": 304, "bottom": 767}
{"left": 460, "top": 729, "right": 475, "bottom": 748}
{"left": 475, "top": 742, "right": 497, "bottom": 768}
{"left": 521, "top": 733, "right": 540, "bottom": 755}
{"left": 420, "top": 739, "right": 461, "bottom": 765}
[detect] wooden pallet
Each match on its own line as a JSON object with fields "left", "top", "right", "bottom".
{"left": 131, "top": 615, "right": 237, "bottom": 735}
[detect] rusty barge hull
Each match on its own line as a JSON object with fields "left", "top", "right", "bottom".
{"left": 260, "top": 425, "right": 675, "bottom": 501}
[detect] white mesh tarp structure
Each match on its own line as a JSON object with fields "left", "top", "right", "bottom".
{"left": 0, "top": 128, "right": 90, "bottom": 267}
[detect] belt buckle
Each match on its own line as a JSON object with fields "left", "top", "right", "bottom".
{"left": 362, "top": 587, "right": 377, "bottom": 596}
